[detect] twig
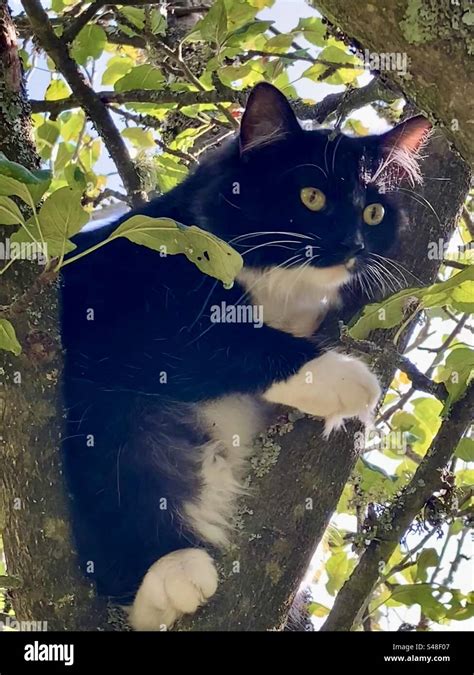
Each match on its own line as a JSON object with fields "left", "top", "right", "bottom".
{"left": 321, "top": 384, "right": 473, "bottom": 631}
{"left": 340, "top": 325, "right": 447, "bottom": 400}
{"left": 62, "top": 0, "right": 105, "bottom": 43}
{"left": 112, "top": 107, "right": 198, "bottom": 164}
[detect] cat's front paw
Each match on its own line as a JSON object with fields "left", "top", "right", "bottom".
{"left": 129, "top": 548, "right": 218, "bottom": 631}
{"left": 263, "top": 350, "right": 381, "bottom": 436}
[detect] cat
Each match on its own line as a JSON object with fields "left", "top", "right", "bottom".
{"left": 60, "top": 83, "right": 431, "bottom": 630}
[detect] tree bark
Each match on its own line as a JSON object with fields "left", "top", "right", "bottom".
{"left": 185, "top": 134, "right": 470, "bottom": 630}
{"left": 0, "top": 0, "right": 107, "bottom": 630}
{"left": 311, "top": 0, "right": 474, "bottom": 166}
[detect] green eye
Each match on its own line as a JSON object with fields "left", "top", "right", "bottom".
{"left": 300, "top": 187, "right": 326, "bottom": 212}
{"left": 363, "top": 203, "right": 385, "bottom": 225}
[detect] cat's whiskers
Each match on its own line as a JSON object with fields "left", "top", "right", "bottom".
{"left": 229, "top": 230, "right": 314, "bottom": 245}
{"left": 371, "top": 251, "right": 423, "bottom": 286}
{"left": 331, "top": 135, "right": 344, "bottom": 175}
{"left": 365, "top": 262, "right": 387, "bottom": 297}
{"left": 240, "top": 240, "right": 301, "bottom": 255}
{"left": 323, "top": 136, "right": 331, "bottom": 175}
{"left": 393, "top": 187, "right": 441, "bottom": 225}
{"left": 220, "top": 193, "right": 242, "bottom": 210}
{"left": 368, "top": 256, "right": 404, "bottom": 294}
{"left": 281, "top": 163, "right": 328, "bottom": 179}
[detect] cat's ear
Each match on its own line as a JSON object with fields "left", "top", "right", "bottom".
{"left": 373, "top": 116, "right": 432, "bottom": 185}
{"left": 240, "top": 82, "right": 302, "bottom": 155}
{"left": 380, "top": 116, "right": 432, "bottom": 156}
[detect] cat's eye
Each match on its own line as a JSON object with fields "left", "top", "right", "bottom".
{"left": 300, "top": 187, "right": 326, "bottom": 212}
{"left": 363, "top": 203, "right": 385, "bottom": 225}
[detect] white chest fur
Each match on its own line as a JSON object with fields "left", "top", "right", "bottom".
{"left": 237, "top": 264, "right": 346, "bottom": 337}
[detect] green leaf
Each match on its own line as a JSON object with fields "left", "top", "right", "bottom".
{"left": 71, "top": 25, "right": 107, "bottom": 65}
{"left": 189, "top": 0, "right": 228, "bottom": 46}
{"left": 118, "top": 6, "right": 145, "bottom": 29}
{"left": 455, "top": 438, "right": 474, "bottom": 462}
{"left": 115, "top": 65, "right": 165, "bottom": 92}
{"left": 45, "top": 78, "right": 71, "bottom": 101}
{"left": 224, "top": 19, "right": 273, "bottom": 47}
{"left": 36, "top": 187, "right": 88, "bottom": 258}
{"left": 0, "top": 196, "right": 25, "bottom": 225}
{"left": 36, "top": 120, "right": 60, "bottom": 160}
{"left": 217, "top": 63, "right": 253, "bottom": 86}
{"left": 390, "top": 584, "right": 446, "bottom": 622}
{"left": 308, "top": 602, "right": 330, "bottom": 617}
{"left": 326, "top": 550, "right": 355, "bottom": 596}
{"left": 303, "top": 46, "right": 363, "bottom": 85}
{"left": 0, "top": 154, "right": 46, "bottom": 185}
{"left": 122, "top": 128, "right": 155, "bottom": 149}
{"left": 155, "top": 154, "right": 189, "bottom": 193}
{"left": 0, "top": 175, "right": 35, "bottom": 210}
{"left": 294, "top": 17, "right": 326, "bottom": 47}
{"left": 455, "top": 468, "right": 474, "bottom": 487}
{"left": 349, "top": 266, "right": 474, "bottom": 340}
{"left": 101, "top": 56, "right": 134, "bottom": 86}
{"left": 437, "top": 347, "right": 474, "bottom": 415}
{"left": 111, "top": 215, "right": 243, "bottom": 286}
{"left": 0, "top": 319, "right": 21, "bottom": 356}
{"left": 247, "top": 0, "right": 275, "bottom": 8}
{"left": 61, "top": 110, "right": 86, "bottom": 142}
{"left": 360, "top": 456, "right": 397, "bottom": 482}
{"left": 264, "top": 33, "right": 294, "bottom": 52}
{"left": 415, "top": 548, "right": 438, "bottom": 583}
{"left": 150, "top": 9, "right": 167, "bottom": 35}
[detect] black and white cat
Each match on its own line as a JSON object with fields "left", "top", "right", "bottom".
{"left": 60, "top": 83, "right": 431, "bottom": 630}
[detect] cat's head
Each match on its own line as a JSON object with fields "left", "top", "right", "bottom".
{"left": 190, "top": 83, "right": 431, "bottom": 291}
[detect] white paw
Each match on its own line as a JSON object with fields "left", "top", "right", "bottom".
{"left": 129, "top": 548, "right": 218, "bottom": 631}
{"left": 263, "top": 350, "right": 381, "bottom": 436}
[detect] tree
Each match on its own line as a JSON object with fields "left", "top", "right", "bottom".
{"left": 1, "top": 0, "right": 472, "bottom": 632}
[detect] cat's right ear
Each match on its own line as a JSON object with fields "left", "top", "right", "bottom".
{"left": 240, "top": 82, "right": 302, "bottom": 155}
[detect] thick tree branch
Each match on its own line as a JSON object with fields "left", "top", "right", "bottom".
{"left": 311, "top": 0, "right": 474, "bottom": 165}
{"left": 339, "top": 327, "right": 448, "bottom": 401}
{"left": 321, "top": 384, "right": 473, "bottom": 632}
{"left": 21, "top": 0, "right": 145, "bottom": 206}
{"left": 0, "top": 0, "right": 107, "bottom": 629}
{"left": 30, "top": 77, "right": 396, "bottom": 130}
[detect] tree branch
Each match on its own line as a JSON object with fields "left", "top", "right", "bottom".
{"left": 30, "top": 77, "right": 396, "bottom": 131}
{"left": 62, "top": 0, "right": 105, "bottom": 43}
{"left": 321, "top": 384, "right": 473, "bottom": 631}
{"left": 339, "top": 326, "right": 447, "bottom": 401}
{"left": 21, "top": 0, "right": 145, "bottom": 206}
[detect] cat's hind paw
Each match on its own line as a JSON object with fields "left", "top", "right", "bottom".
{"left": 129, "top": 548, "right": 218, "bottom": 631}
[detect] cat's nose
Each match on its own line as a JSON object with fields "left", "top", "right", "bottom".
{"left": 341, "top": 233, "right": 365, "bottom": 259}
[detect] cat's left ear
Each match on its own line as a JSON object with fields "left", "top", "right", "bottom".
{"left": 373, "top": 116, "right": 432, "bottom": 184}
{"left": 380, "top": 116, "right": 432, "bottom": 156}
{"left": 240, "top": 82, "right": 302, "bottom": 155}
